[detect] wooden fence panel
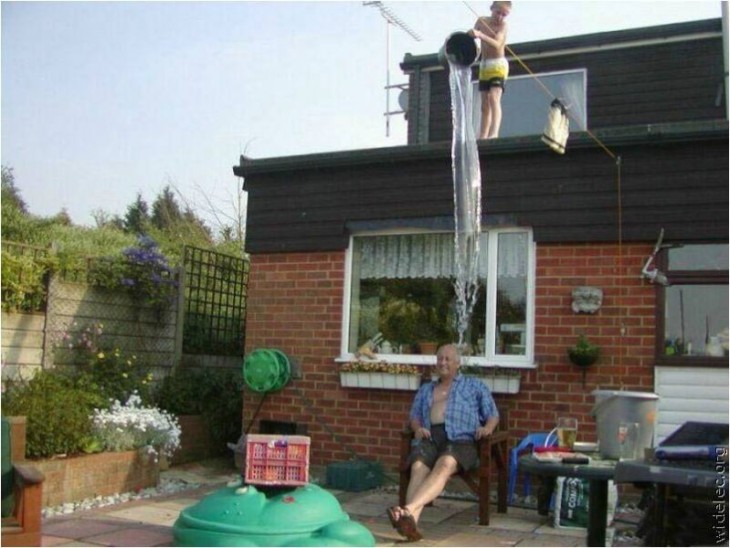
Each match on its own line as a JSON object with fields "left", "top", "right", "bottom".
{"left": 1, "top": 312, "right": 45, "bottom": 379}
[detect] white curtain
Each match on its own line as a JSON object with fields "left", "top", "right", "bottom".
{"left": 358, "top": 234, "right": 455, "bottom": 279}
{"left": 356, "top": 232, "right": 528, "bottom": 280}
{"left": 498, "top": 232, "right": 528, "bottom": 278}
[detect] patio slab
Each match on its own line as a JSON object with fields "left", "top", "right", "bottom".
{"left": 39, "top": 459, "right": 633, "bottom": 547}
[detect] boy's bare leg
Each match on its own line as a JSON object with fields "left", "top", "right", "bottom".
{"left": 404, "top": 456, "right": 459, "bottom": 523}
{"left": 480, "top": 91, "right": 492, "bottom": 140}
{"left": 487, "top": 87, "right": 504, "bottom": 138}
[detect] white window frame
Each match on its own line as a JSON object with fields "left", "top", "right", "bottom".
{"left": 472, "top": 68, "right": 588, "bottom": 137}
{"left": 339, "top": 227, "right": 537, "bottom": 369}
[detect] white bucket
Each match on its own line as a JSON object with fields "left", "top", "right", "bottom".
{"left": 591, "top": 389, "right": 659, "bottom": 460}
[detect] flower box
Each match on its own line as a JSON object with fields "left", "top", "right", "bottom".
{"left": 479, "top": 375, "right": 520, "bottom": 394}
{"left": 430, "top": 369, "right": 522, "bottom": 394}
{"left": 339, "top": 372, "right": 420, "bottom": 391}
{"left": 339, "top": 361, "right": 422, "bottom": 391}
{"left": 31, "top": 450, "right": 159, "bottom": 507}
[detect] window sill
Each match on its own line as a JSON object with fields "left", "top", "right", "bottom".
{"left": 654, "top": 356, "right": 729, "bottom": 368}
{"left": 335, "top": 354, "right": 537, "bottom": 369}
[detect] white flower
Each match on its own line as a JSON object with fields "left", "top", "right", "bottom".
{"left": 90, "top": 392, "right": 180, "bottom": 457}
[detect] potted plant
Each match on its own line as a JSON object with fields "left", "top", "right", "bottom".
{"left": 379, "top": 299, "right": 422, "bottom": 351}
{"left": 567, "top": 335, "right": 600, "bottom": 387}
{"left": 567, "top": 335, "right": 600, "bottom": 367}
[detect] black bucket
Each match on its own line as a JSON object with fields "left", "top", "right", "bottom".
{"left": 438, "top": 31, "right": 480, "bottom": 68}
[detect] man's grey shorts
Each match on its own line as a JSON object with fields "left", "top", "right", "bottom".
{"left": 408, "top": 424, "right": 478, "bottom": 472}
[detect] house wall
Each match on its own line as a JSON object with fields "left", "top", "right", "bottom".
{"left": 243, "top": 243, "right": 655, "bottom": 471}
{"left": 239, "top": 135, "right": 728, "bottom": 254}
{"left": 415, "top": 20, "right": 725, "bottom": 143}
{"left": 237, "top": 18, "right": 727, "bottom": 472}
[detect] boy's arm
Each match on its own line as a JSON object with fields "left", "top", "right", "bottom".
{"left": 467, "top": 18, "right": 489, "bottom": 42}
{"left": 472, "top": 18, "right": 507, "bottom": 49}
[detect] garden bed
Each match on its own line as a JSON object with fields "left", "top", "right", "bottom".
{"left": 31, "top": 450, "right": 160, "bottom": 507}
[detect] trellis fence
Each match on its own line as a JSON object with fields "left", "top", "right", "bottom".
{"left": 1, "top": 242, "right": 249, "bottom": 380}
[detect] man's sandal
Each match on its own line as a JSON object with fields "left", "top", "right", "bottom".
{"left": 396, "top": 509, "right": 423, "bottom": 542}
{"left": 386, "top": 506, "right": 400, "bottom": 529}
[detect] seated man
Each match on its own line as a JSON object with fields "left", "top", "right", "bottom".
{"left": 388, "top": 344, "right": 499, "bottom": 541}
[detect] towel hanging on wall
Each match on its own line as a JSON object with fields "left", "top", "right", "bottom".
{"left": 542, "top": 98, "right": 570, "bottom": 155}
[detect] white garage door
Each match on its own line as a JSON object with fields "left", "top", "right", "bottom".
{"left": 654, "top": 366, "right": 729, "bottom": 443}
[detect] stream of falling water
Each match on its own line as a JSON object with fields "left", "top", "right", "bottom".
{"left": 448, "top": 59, "right": 482, "bottom": 348}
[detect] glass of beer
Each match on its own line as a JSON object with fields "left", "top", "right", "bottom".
{"left": 618, "top": 422, "right": 641, "bottom": 460}
{"left": 557, "top": 417, "right": 578, "bottom": 450}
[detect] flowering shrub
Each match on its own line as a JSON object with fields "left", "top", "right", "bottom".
{"left": 340, "top": 361, "right": 421, "bottom": 375}
{"left": 88, "top": 235, "right": 178, "bottom": 318}
{"left": 120, "top": 236, "right": 178, "bottom": 313}
{"left": 54, "top": 321, "right": 153, "bottom": 403}
{"left": 1, "top": 244, "right": 55, "bottom": 312}
{"left": 91, "top": 393, "right": 181, "bottom": 458}
{"left": 1, "top": 369, "right": 106, "bottom": 458}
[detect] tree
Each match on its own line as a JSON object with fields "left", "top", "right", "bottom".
{"left": 1, "top": 165, "right": 34, "bottom": 241}
{"left": 52, "top": 208, "right": 73, "bottom": 226}
{"left": 188, "top": 179, "right": 247, "bottom": 254}
{"left": 124, "top": 193, "right": 150, "bottom": 234}
{"left": 91, "top": 209, "right": 124, "bottom": 230}
{"left": 1, "top": 165, "right": 28, "bottom": 214}
{"left": 151, "top": 186, "right": 182, "bottom": 231}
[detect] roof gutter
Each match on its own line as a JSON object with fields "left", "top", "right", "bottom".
{"left": 233, "top": 120, "right": 728, "bottom": 177}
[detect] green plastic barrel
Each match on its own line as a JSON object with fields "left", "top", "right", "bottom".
{"left": 243, "top": 349, "right": 291, "bottom": 393}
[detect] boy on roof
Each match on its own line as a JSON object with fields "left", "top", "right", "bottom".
{"left": 468, "top": 1, "right": 511, "bottom": 139}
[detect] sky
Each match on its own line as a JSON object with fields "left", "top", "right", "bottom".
{"left": 1, "top": 1, "right": 724, "bottom": 230}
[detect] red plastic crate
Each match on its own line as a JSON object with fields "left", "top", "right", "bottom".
{"left": 244, "top": 434, "right": 311, "bottom": 486}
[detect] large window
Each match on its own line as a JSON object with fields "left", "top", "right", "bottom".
{"left": 657, "top": 244, "right": 728, "bottom": 364}
{"left": 343, "top": 228, "right": 535, "bottom": 366}
{"left": 472, "top": 69, "right": 587, "bottom": 138}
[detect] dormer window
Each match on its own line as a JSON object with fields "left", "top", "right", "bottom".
{"left": 471, "top": 68, "right": 587, "bottom": 138}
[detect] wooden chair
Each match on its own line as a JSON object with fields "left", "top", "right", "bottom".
{"left": 2, "top": 417, "right": 44, "bottom": 547}
{"left": 398, "top": 424, "right": 509, "bottom": 526}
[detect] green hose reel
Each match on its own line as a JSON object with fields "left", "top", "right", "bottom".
{"left": 243, "top": 349, "right": 291, "bottom": 393}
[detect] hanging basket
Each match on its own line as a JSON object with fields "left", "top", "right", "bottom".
{"left": 567, "top": 348, "right": 599, "bottom": 367}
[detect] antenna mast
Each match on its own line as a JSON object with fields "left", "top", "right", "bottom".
{"left": 363, "top": 1, "right": 422, "bottom": 137}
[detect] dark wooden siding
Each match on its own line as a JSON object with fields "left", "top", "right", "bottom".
{"left": 240, "top": 132, "right": 728, "bottom": 253}
{"left": 426, "top": 36, "right": 726, "bottom": 143}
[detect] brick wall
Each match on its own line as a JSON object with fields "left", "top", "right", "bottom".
{"left": 32, "top": 451, "right": 160, "bottom": 507}
{"left": 243, "top": 243, "right": 656, "bottom": 471}
{"left": 515, "top": 243, "right": 656, "bottom": 442}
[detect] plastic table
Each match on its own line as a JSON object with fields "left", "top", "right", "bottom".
{"left": 519, "top": 454, "right": 617, "bottom": 547}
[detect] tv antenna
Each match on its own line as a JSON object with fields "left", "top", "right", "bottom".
{"left": 363, "top": 1, "right": 422, "bottom": 137}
